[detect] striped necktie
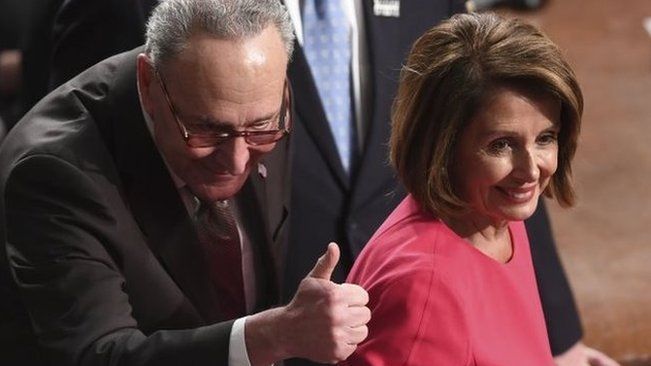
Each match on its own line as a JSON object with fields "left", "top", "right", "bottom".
{"left": 195, "top": 199, "right": 246, "bottom": 320}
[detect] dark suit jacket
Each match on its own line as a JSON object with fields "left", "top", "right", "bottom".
{"left": 0, "top": 47, "right": 288, "bottom": 365}
{"left": 285, "top": 0, "right": 581, "bottom": 362}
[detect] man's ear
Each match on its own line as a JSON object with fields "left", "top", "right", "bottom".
{"left": 136, "top": 53, "right": 156, "bottom": 117}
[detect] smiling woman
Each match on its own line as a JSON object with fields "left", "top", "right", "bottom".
{"left": 448, "top": 84, "right": 562, "bottom": 262}
{"left": 341, "top": 12, "right": 586, "bottom": 366}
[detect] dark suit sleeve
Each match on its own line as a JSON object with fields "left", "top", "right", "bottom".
{"left": 526, "top": 201, "right": 583, "bottom": 355}
{"left": 4, "top": 154, "right": 233, "bottom": 365}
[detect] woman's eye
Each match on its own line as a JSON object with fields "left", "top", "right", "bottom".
{"left": 537, "top": 132, "right": 558, "bottom": 145}
{"left": 487, "top": 138, "right": 511, "bottom": 154}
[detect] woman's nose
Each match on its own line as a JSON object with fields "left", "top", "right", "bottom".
{"left": 512, "top": 149, "right": 540, "bottom": 183}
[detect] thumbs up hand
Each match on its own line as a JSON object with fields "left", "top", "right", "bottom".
{"left": 307, "top": 242, "right": 341, "bottom": 280}
{"left": 280, "top": 243, "right": 370, "bottom": 363}
{"left": 244, "top": 243, "right": 370, "bottom": 365}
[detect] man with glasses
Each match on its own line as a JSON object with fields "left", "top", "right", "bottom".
{"left": 0, "top": 1, "right": 369, "bottom": 365}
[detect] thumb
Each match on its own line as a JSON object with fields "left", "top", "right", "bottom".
{"left": 307, "top": 242, "right": 340, "bottom": 280}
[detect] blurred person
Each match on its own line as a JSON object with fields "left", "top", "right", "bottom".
{"left": 0, "top": 1, "right": 370, "bottom": 365}
{"left": 17, "top": 0, "right": 154, "bottom": 119}
{"left": 342, "top": 12, "right": 619, "bottom": 366}
{"left": 48, "top": 0, "right": 158, "bottom": 89}
{"left": 0, "top": 0, "right": 35, "bottom": 131}
{"left": 0, "top": 50, "right": 21, "bottom": 99}
{"left": 18, "top": 0, "right": 64, "bottom": 119}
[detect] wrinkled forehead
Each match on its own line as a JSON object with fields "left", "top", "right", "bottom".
{"left": 164, "top": 28, "right": 287, "bottom": 76}
{"left": 159, "top": 29, "right": 287, "bottom": 115}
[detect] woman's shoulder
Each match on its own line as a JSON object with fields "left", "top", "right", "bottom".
{"left": 370, "top": 195, "right": 435, "bottom": 239}
{"left": 343, "top": 196, "right": 472, "bottom": 365}
{"left": 348, "top": 196, "right": 463, "bottom": 282}
{"left": 344, "top": 246, "right": 472, "bottom": 366}
{"left": 346, "top": 199, "right": 471, "bottom": 313}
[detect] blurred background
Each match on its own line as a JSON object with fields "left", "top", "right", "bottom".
{"left": 491, "top": 0, "right": 651, "bottom": 364}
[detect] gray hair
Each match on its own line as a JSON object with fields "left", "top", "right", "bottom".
{"left": 144, "top": 0, "right": 295, "bottom": 68}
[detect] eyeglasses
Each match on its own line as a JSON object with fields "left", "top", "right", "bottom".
{"left": 155, "top": 69, "right": 292, "bottom": 148}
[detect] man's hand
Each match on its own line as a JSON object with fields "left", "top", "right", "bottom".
{"left": 554, "top": 341, "right": 621, "bottom": 366}
{"left": 246, "top": 243, "right": 370, "bottom": 365}
{"left": 280, "top": 242, "right": 370, "bottom": 363}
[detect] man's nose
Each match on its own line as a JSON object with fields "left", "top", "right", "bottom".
{"left": 219, "top": 137, "right": 250, "bottom": 175}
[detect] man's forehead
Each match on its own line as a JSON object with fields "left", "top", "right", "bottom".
{"left": 167, "top": 26, "right": 287, "bottom": 70}
{"left": 171, "top": 80, "right": 286, "bottom": 129}
{"left": 154, "top": 26, "right": 288, "bottom": 127}
{"left": 159, "top": 39, "right": 283, "bottom": 88}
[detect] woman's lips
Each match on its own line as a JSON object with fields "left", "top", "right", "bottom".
{"left": 497, "top": 185, "right": 537, "bottom": 203}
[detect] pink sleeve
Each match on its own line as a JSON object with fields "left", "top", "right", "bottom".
{"left": 341, "top": 268, "right": 471, "bottom": 366}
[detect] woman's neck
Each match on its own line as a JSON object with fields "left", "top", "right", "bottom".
{"left": 443, "top": 215, "right": 514, "bottom": 263}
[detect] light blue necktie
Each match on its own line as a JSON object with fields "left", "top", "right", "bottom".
{"left": 302, "top": 0, "right": 353, "bottom": 173}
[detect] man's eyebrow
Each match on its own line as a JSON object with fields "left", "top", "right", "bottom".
{"left": 184, "top": 110, "right": 280, "bottom": 128}
{"left": 246, "top": 110, "right": 281, "bottom": 126}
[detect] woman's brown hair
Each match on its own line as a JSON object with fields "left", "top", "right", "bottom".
{"left": 390, "top": 12, "right": 583, "bottom": 218}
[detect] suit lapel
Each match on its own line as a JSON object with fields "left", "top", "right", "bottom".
{"left": 108, "top": 49, "right": 224, "bottom": 323}
{"left": 348, "top": 0, "right": 397, "bottom": 207}
{"left": 240, "top": 138, "right": 289, "bottom": 308}
{"left": 288, "top": 43, "right": 349, "bottom": 189}
{"left": 235, "top": 177, "right": 280, "bottom": 311}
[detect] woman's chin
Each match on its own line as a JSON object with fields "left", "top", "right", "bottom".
{"left": 497, "top": 203, "right": 539, "bottom": 222}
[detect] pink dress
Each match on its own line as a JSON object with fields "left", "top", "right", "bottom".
{"left": 342, "top": 195, "right": 555, "bottom": 366}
